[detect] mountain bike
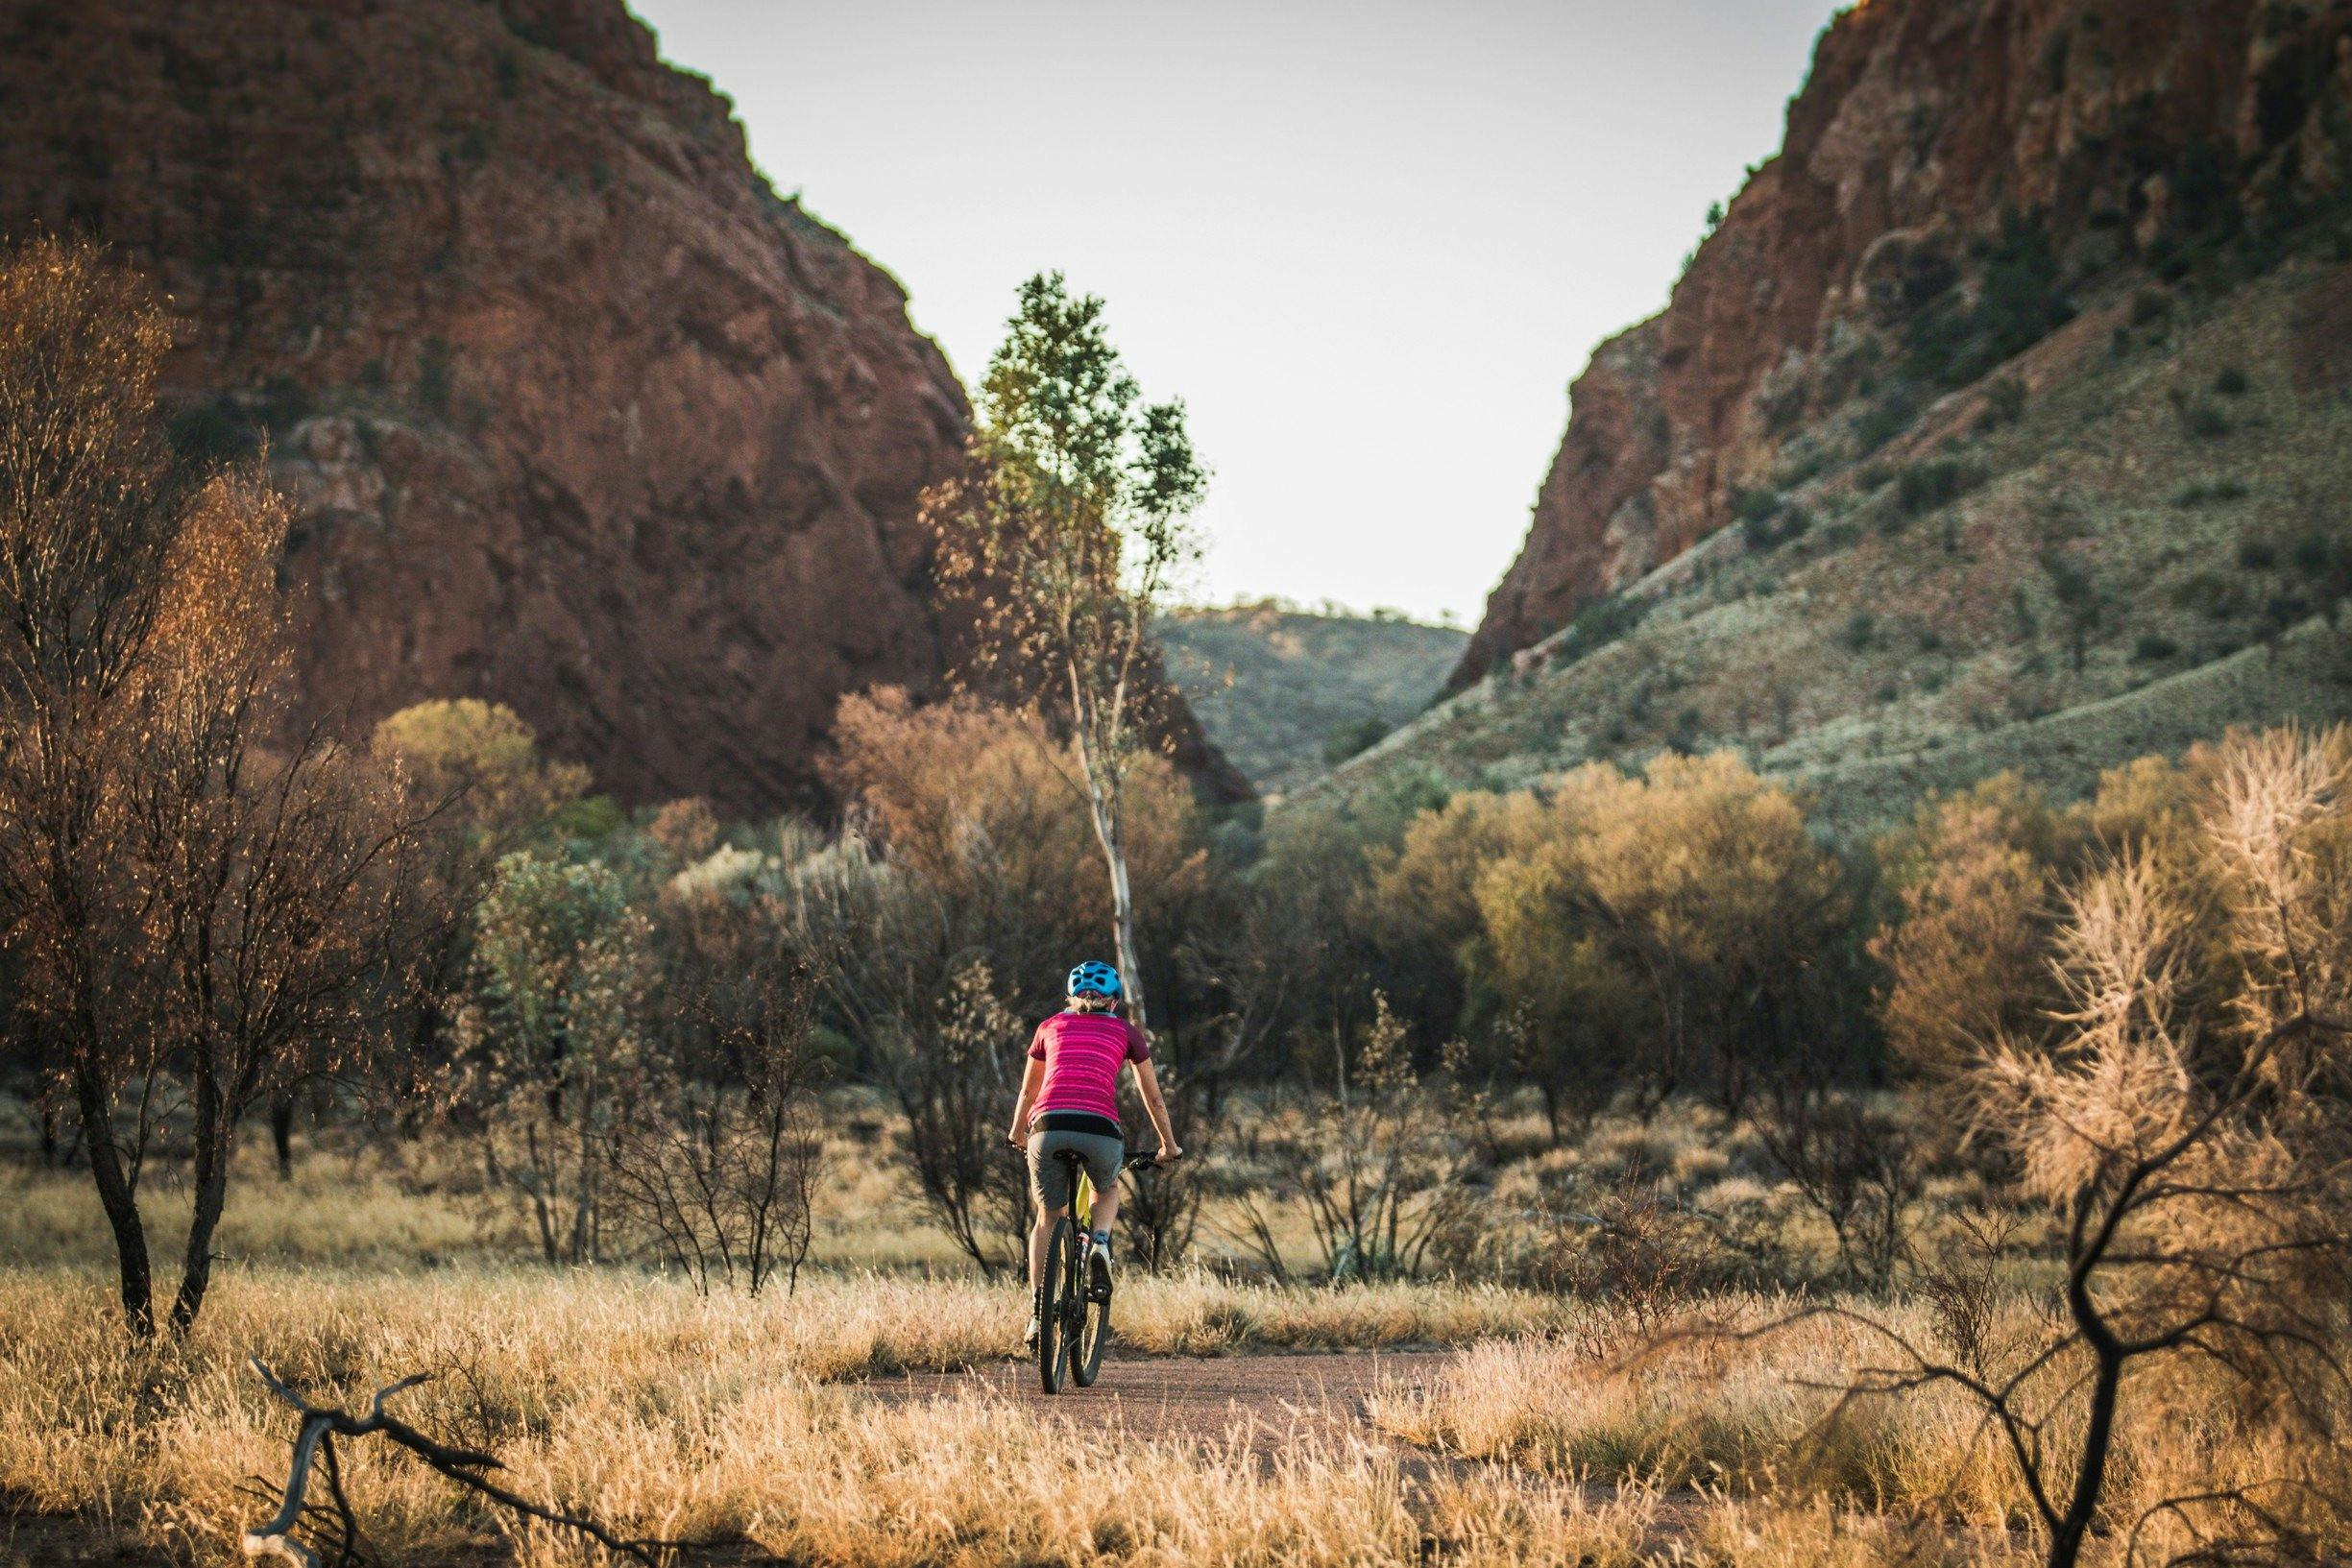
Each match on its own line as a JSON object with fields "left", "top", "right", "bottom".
{"left": 1035, "top": 1147, "right": 1159, "bottom": 1394}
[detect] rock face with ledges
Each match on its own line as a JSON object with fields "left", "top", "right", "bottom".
{"left": 1454, "top": 0, "right": 2352, "bottom": 690}
{"left": 0, "top": 0, "right": 969, "bottom": 812}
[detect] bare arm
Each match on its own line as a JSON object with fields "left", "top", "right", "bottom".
{"left": 1006, "top": 1055, "right": 1047, "bottom": 1147}
{"left": 1130, "top": 1058, "right": 1181, "bottom": 1160}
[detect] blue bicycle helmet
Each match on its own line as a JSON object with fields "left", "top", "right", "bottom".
{"left": 1066, "top": 960, "right": 1122, "bottom": 1000}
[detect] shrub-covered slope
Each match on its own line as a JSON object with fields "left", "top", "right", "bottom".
{"left": 1157, "top": 605, "right": 1467, "bottom": 795}
{"left": 1328, "top": 249, "right": 2352, "bottom": 835}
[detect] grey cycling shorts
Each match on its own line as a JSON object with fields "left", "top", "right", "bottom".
{"left": 1027, "top": 1127, "right": 1124, "bottom": 1212}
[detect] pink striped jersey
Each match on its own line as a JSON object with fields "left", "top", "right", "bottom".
{"left": 1028, "top": 1010, "right": 1151, "bottom": 1124}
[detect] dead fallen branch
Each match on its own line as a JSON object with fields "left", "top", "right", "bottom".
{"left": 242, "top": 1358, "right": 675, "bottom": 1567}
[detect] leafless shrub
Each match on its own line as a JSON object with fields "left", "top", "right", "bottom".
{"left": 1749, "top": 1085, "right": 1924, "bottom": 1291}
{"left": 1911, "top": 1202, "right": 2034, "bottom": 1381}
{"left": 881, "top": 960, "right": 1031, "bottom": 1277}
{"left": 603, "top": 946, "right": 827, "bottom": 1296}
{"left": 1228, "top": 995, "right": 1479, "bottom": 1283}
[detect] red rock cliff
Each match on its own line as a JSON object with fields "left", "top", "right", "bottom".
{"left": 0, "top": 0, "right": 968, "bottom": 812}
{"left": 1454, "top": 0, "right": 2352, "bottom": 689}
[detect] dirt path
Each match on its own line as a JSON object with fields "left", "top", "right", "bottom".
{"left": 862, "top": 1348, "right": 1455, "bottom": 1454}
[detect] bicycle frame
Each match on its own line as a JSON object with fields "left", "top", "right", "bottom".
{"left": 1031, "top": 1146, "right": 1158, "bottom": 1393}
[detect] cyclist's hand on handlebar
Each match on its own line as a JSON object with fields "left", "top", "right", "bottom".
{"left": 1005, "top": 1123, "right": 1027, "bottom": 1150}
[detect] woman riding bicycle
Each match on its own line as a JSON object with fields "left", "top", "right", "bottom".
{"left": 1005, "top": 961, "right": 1181, "bottom": 1348}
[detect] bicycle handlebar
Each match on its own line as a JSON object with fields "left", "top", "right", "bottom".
{"left": 1006, "top": 1143, "right": 1176, "bottom": 1170}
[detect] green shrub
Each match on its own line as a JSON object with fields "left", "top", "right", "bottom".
{"left": 256, "top": 374, "right": 312, "bottom": 432}
{"left": 2040, "top": 24, "right": 2072, "bottom": 93}
{"left": 1555, "top": 593, "right": 1649, "bottom": 662}
{"left": 165, "top": 398, "right": 261, "bottom": 464}
{"left": 1904, "top": 210, "right": 2074, "bottom": 386}
{"left": 1898, "top": 457, "right": 1988, "bottom": 517}
{"left": 2170, "top": 386, "right": 2232, "bottom": 439}
{"left": 2238, "top": 536, "right": 2279, "bottom": 570}
{"left": 1825, "top": 519, "right": 1863, "bottom": 548}
{"left": 2133, "top": 633, "right": 2180, "bottom": 662}
{"left": 1977, "top": 374, "right": 2029, "bottom": 430}
{"left": 1855, "top": 392, "right": 1918, "bottom": 455}
{"left": 2172, "top": 478, "right": 2250, "bottom": 508}
{"left": 2130, "top": 287, "right": 2171, "bottom": 326}
{"left": 2213, "top": 365, "right": 2250, "bottom": 397}
{"left": 1775, "top": 449, "right": 1830, "bottom": 489}
{"left": 1322, "top": 715, "right": 1392, "bottom": 765}
{"left": 1733, "top": 487, "right": 1781, "bottom": 523}
{"left": 1841, "top": 610, "right": 1876, "bottom": 651}
{"left": 2171, "top": 570, "right": 2247, "bottom": 618}
{"left": 549, "top": 794, "right": 627, "bottom": 843}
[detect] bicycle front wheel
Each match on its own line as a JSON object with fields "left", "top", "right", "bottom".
{"left": 1036, "top": 1216, "right": 1075, "bottom": 1394}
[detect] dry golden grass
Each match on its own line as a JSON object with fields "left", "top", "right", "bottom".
{"left": 12, "top": 1258, "right": 2332, "bottom": 1564}
{"left": 0, "top": 1265, "right": 1648, "bottom": 1567}
{"left": 1368, "top": 1298, "right": 2026, "bottom": 1517}
{"left": 1368, "top": 1291, "right": 2352, "bottom": 1563}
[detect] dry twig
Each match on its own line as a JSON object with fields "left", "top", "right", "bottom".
{"left": 242, "top": 1359, "right": 676, "bottom": 1567}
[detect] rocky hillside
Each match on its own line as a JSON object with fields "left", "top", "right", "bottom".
{"left": 0, "top": 0, "right": 964, "bottom": 813}
{"left": 1335, "top": 0, "right": 2352, "bottom": 832}
{"left": 1454, "top": 0, "right": 2352, "bottom": 691}
{"left": 1157, "top": 605, "right": 1466, "bottom": 796}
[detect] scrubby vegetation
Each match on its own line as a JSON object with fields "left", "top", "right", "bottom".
{"left": 1155, "top": 601, "right": 1465, "bottom": 793}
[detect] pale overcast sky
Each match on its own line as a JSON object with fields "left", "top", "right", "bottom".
{"left": 627, "top": 0, "right": 1846, "bottom": 625}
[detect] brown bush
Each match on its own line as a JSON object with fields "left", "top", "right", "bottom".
{"left": 823, "top": 688, "right": 1199, "bottom": 986}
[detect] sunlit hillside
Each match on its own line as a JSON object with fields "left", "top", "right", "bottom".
{"left": 1156, "top": 603, "right": 1467, "bottom": 794}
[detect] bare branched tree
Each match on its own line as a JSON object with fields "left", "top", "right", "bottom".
{"left": 1766, "top": 726, "right": 2352, "bottom": 1568}
{"left": 0, "top": 238, "right": 441, "bottom": 1336}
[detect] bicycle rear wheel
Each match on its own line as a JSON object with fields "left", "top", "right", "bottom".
{"left": 1071, "top": 1249, "right": 1110, "bottom": 1387}
{"left": 1036, "top": 1217, "right": 1076, "bottom": 1394}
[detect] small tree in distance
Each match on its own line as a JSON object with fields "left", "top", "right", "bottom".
{"left": 932, "top": 272, "right": 1207, "bottom": 1029}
